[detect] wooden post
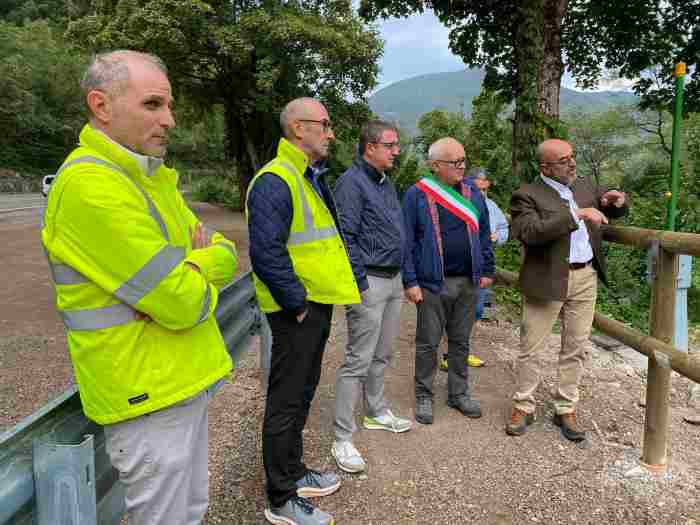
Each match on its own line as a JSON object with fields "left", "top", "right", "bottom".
{"left": 642, "top": 247, "right": 678, "bottom": 468}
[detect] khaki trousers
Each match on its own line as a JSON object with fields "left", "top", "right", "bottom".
{"left": 513, "top": 265, "right": 597, "bottom": 415}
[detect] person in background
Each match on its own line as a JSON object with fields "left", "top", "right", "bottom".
{"left": 246, "top": 97, "right": 360, "bottom": 525}
{"left": 331, "top": 120, "right": 412, "bottom": 475}
{"left": 402, "top": 137, "right": 495, "bottom": 425}
{"left": 42, "top": 50, "right": 238, "bottom": 525}
{"left": 507, "top": 138, "right": 628, "bottom": 442}
{"left": 439, "top": 166, "right": 508, "bottom": 372}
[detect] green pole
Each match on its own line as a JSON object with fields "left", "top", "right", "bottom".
{"left": 666, "top": 63, "right": 686, "bottom": 231}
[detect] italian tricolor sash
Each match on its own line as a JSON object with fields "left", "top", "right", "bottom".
{"left": 416, "top": 177, "right": 480, "bottom": 232}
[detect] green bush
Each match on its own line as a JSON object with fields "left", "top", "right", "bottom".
{"left": 192, "top": 175, "right": 240, "bottom": 212}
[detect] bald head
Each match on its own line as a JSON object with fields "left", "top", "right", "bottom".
{"left": 537, "top": 138, "right": 577, "bottom": 185}
{"left": 427, "top": 137, "right": 466, "bottom": 186}
{"left": 279, "top": 97, "right": 334, "bottom": 163}
{"left": 427, "top": 137, "right": 463, "bottom": 161}
{"left": 81, "top": 50, "right": 167, "bottom": 117}
{"left": 280, "top": 97, "right": 325, "bottom": 138}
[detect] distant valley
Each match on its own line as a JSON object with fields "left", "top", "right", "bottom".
{"left": 368, "top": 69, "right": 638, "bottom": 135}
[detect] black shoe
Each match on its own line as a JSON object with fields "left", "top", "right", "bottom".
{"left": 553, "top": 413, "right": 587, "bottom": 442}
{"left": 415, "top": 398, "right": 433, "bottom": 425}
{"left": 448, "top": 397, "right": 482, "bottom": 418}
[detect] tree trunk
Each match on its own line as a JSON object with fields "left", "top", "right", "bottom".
{"left": 512, "top": 0, "right": 545, "bottom": 182}
{"left": 538, "top": 0, "right": 567, "bottom": 122}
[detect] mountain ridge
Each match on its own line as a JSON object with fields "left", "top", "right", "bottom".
{"left": 368, "top": 69, "right": 638, "bottom": 135}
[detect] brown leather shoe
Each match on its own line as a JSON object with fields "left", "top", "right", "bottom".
{"left": 505, "top": 407, "right": 535, "bottom": 436}
{"left": 553, "top": 412, "right": 587, "bottom": 442}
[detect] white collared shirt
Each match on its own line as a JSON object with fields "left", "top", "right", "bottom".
{"left": 540, "top": 174, "right": 593, "bottom": 264}
{"left": 94, "top": 129, "right": 164, "bottom": 177}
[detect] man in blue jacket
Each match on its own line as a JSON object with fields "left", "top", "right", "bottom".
{"left": 402, "top": 137, "right": 495, "bottom": 425}
{"left": 331, "top": 120, "right": 412, "bottom": 474}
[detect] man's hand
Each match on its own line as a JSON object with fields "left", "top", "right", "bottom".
{"left": 576, "top": 207, "right": 608, "bottom": 226}
{"left": 191, "top": 223, "right": 212, "bottom": 249}
{"left": 405, "top": 286, "right": 423, "bottom": 304}
{"left": 490, "top": 233, "right": 498, "bottom": 242}
{"left": 480, "top": 277, "right": 494, "bottom": 289}
{"left": 135, "top": 311, "right": 152, "bottom": 323}
{"left": 296, "top": 310, "right": 308, "bottom": 323}
{"left": 600, "top": 190, "right": 626, "bottom": 208}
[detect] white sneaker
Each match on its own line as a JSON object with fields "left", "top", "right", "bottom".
{"left": 363, "top": 410, "right": 413, "bottom": 433}
{"left": 331, "top": 440, "right": 366, "bottom": 473}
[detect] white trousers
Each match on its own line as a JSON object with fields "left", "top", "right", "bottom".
{"left": 104, "top": 387, "right": 214, "bottom": 525}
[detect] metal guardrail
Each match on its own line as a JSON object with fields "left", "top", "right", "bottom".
{"left": 0, "top": 271, "right": 270, "bottom": 524}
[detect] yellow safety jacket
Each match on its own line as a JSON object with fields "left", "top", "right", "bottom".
{"left": 246, "top": 138, "right": 359, "bottom": 312}
{"left": 42, "top": 124, "right": 236, "bottom": 425}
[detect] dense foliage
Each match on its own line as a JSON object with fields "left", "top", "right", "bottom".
{"left": 67, "top": 0, "right": 383, "bottom": 206}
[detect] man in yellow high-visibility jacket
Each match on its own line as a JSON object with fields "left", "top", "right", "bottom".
{"left": 247, "top": 97, "right": 360, "bottom": 525}
{"left": 41, "top": 50, "right": 237, "bottom": 525}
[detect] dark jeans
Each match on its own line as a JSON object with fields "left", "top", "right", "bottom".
{"left": 415, "top": 277, "right": 477, "bottom": 402}
{"left": 262, "top": 302, "right": 333, "bottom": 508}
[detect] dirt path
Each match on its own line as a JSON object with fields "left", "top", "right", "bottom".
{"left": 1, "top": 203, "right": 698, "bottom": 524}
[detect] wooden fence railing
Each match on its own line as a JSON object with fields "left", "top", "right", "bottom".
{"left": 495, "top": 224, "right": 700, "bottom": 469}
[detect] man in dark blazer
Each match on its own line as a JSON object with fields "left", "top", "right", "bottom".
{"left": 507, "top": 138, "right": 628, "bottom": 442}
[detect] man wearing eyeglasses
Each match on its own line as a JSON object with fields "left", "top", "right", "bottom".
{"left": 507, "top": 138, "right": 628, "bottom": 442}
{"left": 246, "top": 97, "right": 360, "bottom": 525}
{"left": 331, "top": 120, "right": 412, "bottom": 474}
{"left": 402, "top": 137, "right": 495, "bottom": 425}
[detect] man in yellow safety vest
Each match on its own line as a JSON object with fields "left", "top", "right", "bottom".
{"left": 246, "top": 97, "right": 360, "bottom": 525}
{"left": 41, "top": 50, "right": 238, "bottom": 525}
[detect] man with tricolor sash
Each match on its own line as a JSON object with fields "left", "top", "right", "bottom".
{"left": 401, "top": 137, "right": 495, "bottom": 425}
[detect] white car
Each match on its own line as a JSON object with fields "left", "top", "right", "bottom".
{"left": 41, "top": 175, "right": 55, "bottom": 197}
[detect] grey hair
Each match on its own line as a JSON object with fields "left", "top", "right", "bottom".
{"left": 359, "top": 119, "right": 399, "bottom": 154}
{"left": 427, "top": 137, "right": 461, "bottom": 161}
{"left": 279, "top": 97, "right": 320, "bottom": 138}
{"left": 535, "top": 142, "right": 546, "bottom": 163}
{"left": 81, "top": 50, "right": 167, "bottom": 114}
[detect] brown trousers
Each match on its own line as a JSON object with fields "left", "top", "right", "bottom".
{"left": 513, "top": 265, "right": 597, "bottom": 415}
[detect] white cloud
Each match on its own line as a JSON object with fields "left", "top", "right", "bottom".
{"left": 373, "top": 9, "right": 465, "bottom": 90}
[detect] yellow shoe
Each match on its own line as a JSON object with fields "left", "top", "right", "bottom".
{"left": 467, "top": 355, "right": 484, "bottom": 367}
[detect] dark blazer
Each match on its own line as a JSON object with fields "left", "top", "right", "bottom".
{"left": 510, "top": 176, "right": 628, "bottom": 301}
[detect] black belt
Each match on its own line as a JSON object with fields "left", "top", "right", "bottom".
{"left": 569, "top": 260, "right": 592, "bottom": 270}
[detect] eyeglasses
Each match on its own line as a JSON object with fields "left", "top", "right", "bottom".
{"left": 371, "top": 141, "right": 401, "bottom": 150}
{"left": 298, "top": 119, "right": 333, "bottom": 132}
{"left": 541, "top": 153, "right": 576, "bottom": 166}
{"left": 434, "top": 158, "right": 466, "bottom": 169}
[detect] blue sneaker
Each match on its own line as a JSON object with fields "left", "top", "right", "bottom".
{"left": 295, "top": 469, "right": 341, "bottom": 498}
{"left": 265, "top": 496, "right": 335, "bottom": 525}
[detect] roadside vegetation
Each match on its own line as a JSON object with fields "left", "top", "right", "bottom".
{"left": 1, "top": 1, "right": 697, "bottom": 337}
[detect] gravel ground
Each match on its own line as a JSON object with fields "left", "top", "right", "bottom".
{"left": 2, "top": 204, "right": 699, "bottom": 525}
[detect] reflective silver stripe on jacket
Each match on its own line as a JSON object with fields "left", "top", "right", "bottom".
{"left": 45, "top": 157, "right": 194, "bottom": 330}
{"left": 61, "top": 303, "right": 138, "bottom": 331}
{"left": 196, "top": 284, "right": 212, "bottom": 325}
{"left": 56, "top": 156, "right": 170, "bottom": 241}
{"left": 52, "top": 263, "right": 89, "bottom": 285}
{"left": 275, "top": 160, "right": 339, "bottom": 245}
{"left": 115, "top": 245, "right": 185, "bottom": 306}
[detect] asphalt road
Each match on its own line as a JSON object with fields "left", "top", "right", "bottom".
{"left": 0, "top": 193, "right": 45, "bottom": 213}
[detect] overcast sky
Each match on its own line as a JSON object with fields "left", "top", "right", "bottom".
{"left": 373, "top": 9, "right": 636, "bottom": 92}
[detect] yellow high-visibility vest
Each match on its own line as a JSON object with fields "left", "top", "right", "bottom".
{"left": 246, "top": 138, "right": 359, "bottom": 312}
{"left": 42, "top": 124, "right": 236, "bottom": 425}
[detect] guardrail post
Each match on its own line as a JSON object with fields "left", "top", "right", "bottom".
{"left": 642, "top": 247, "right": 678, "bottom": 469}
{"left": 33, "top": 434, "right": 97, "bottom": 525}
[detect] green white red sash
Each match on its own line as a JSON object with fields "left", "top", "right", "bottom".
{"left": 416, "top": 176, "right": 480, "bottom": 232}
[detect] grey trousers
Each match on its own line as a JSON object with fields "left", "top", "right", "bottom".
{"left": 334, "top": 274, "right": 403, "bottom": 442}
{"left": 415, "top": 277, "right": 478, "bottom": 402}
{"left": 104, "top": 382, "right": 221, "bottom": 525}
